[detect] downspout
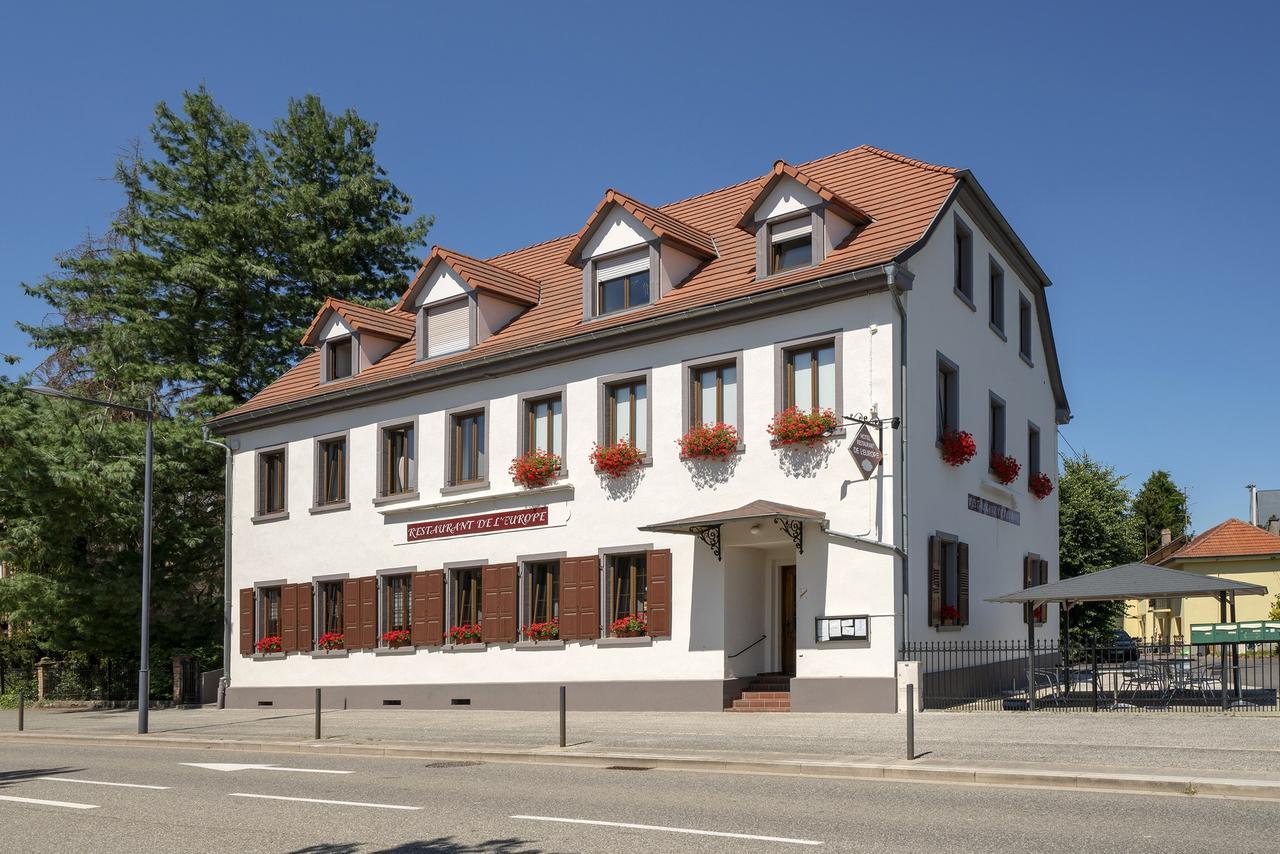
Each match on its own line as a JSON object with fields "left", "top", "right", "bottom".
{"left": 202, "top": 427, "right": 236, "bottom": 709}
{"left": 886, "top": 262, "right": 912, "bottom": 650}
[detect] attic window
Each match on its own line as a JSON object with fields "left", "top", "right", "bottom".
{"left": 324, "top": 337, "right": 354, "bottom": 382}
{"left": 594, "top": 250, "right": 650, "bottom": 316}
{"left": 768, "top": 216, "right": 813, "bottom": 274}
{"left": 424, "top": 298, "right": 471, "bottom": 358}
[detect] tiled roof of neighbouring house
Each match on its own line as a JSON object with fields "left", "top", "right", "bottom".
{"left": 1160, "top": 519, "right": 1280, "bottom": 562}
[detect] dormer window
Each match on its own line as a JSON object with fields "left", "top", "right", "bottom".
{"left": 768, "top": 215, "right": 814, "bottom": 274}
{"left": 325, "top": 337, "right": 354, "bottom": 381}
{"left": 595, "top": 250, "right": 651, "bottom": 316}
{"left": 424, "top": 297, "right": 471, "bottom": 358}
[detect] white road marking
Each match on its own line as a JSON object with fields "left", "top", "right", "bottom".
{"left": 38, "top": 776, "right": 170, "bottom": 790}
{"left": 511, "top": 814, "right": 823, "bottom": 846}
{"left": 230, "top": 793, "right": 421, "bottom": 811}
{"left": 181, "top": 762, "right": 351, "bottom": 775}
{"left": 0, "top": 794, "right": 98, "bottom": 810}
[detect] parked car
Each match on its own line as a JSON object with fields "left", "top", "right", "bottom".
{"left": 1101, "top": 630, "right": 1140, "bottom": 662}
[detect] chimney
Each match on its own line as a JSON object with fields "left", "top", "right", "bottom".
{"left": 1160, "top": 528, "right": 1172, "bottom": 547}
{"left": 1268, "top": 517, "right": 1280, "bottom": 537}
{"left": 1249, "top": 484, "right": 1258, "bottom": 526}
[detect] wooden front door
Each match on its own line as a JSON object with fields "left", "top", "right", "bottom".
{"left": 780, "top": 565, "right": 797, "bottom": 676}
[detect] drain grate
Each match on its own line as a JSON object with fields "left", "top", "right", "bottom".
{"left": 605, "top": 765, "right": 653, "bottom": 772}
{"left": 424, "top": 761, "right": 482, "bottom": 769}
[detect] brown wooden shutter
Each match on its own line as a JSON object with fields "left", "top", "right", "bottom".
{"left": 560, "top": 556, "right": 600, "bottom": 641}
{"left": 423, "top": 569, "right": 445, "bottom": 645}
{"left": 645, "top": 549, "right": 672, "bottom": 637}
{"left": 342, "top": 578, "right": 363, "bottom": 648}
{"left": 1036, "top": 559, "right": 1049, "bottom": 624}
{"left": 281, "top": 584, "right": 298, "bottom": 652}
{"left": 239, "top": 588, "right": 254, "bottom": 656}
{"left": 482, "top": 563, "right": 517, "bottom": 643}
{"left": 411, "top": 571, "right": 430, "bottom": 646}
{"left": 296, "top": 582, "right": 313, "bottom": 651}
{"left": 928, "top": 536, "right": 942, "bottom": 627}
{"left": 1023, "top": 554, "right": 1035, "bottom": 625}
{"left": 957, "top": 541, "right": 970, "bottom": 626}
{"left": 359, "top": 576, "right": 378, "bottom": 648}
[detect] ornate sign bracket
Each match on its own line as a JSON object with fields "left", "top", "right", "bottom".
{"left": 774, "top": 517, "right": 804, "bottom": 554}
{"left": 689, "top": 524, "right": 722, "bottom": 561}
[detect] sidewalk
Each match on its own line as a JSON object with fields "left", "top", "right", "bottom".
{"left": 4, "top": 706, "right": 1280, "bottom": 798}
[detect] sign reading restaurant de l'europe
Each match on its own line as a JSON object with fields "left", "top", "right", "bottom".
{"left": 407, "top": 506, "right": 550, "bottom": 542}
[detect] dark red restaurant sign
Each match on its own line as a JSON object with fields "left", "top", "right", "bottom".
{"left": 407, "top": 506, "right": 549, "bottom": 542}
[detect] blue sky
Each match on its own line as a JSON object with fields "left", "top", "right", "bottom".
{"left": 2, "top": 2, "right": 1276, "bottom": 529}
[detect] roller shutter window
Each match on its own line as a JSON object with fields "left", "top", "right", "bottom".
{"left": 425, "top": 298, "right": 470, "bottom": 358}
{"left": 768, "top": 215, "right": 813, "bottom": 273}
{"left": 595, "top": 250, "right": 650, "bottom": 315}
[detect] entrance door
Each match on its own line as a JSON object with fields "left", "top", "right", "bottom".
{"left": 780, "top": 565, "right": 797, "bottom": 676}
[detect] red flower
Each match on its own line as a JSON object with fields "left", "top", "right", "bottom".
{"left": 522, "top": 619, "right": 560, "bottom": 641}
{"left": 317, "top": 631, "right": 344, "bottom": 651}
{"left": 990, "top": 452, "right": 1021, "bottom": 485}
{"left": 381, "top": 629, "right": 411, "bottom": 648}
{"left": 678, "top": 422, "right": 739, "bottom": 460}
{"left": 254, "top": 635, "right": 283, "bottom": 654}
{"left": 1029, "top": 472, "right": 1054, "bottom": 500}
{"left": 767, "top": 407, "right": 840, "bottom": 446}
{"left": 448, "top": 623, "right": 482, "bottom": 644}
{"left": 940, "top": 429, "right": 977, "bottom": 466}
{"left": 940, "top": 605, "right": 961, "bottom": 624}
{"left": 590, "top": 440, "right": 644, "bottom": 478}
{"left": 609, "top": 613, "right": 648, "bottom": 637}
{"left": 509, "top": 450, "right": 562, "bottom": 489}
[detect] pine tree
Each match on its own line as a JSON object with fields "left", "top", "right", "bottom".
{"left": 1131, "top": 470, "right": 1189, "bottom": 556}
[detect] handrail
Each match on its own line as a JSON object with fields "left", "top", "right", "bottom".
{"left": 728, "top": 634, "right": 767, "bottom": 659}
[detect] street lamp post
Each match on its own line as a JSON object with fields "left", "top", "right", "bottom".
{"left": 24, "top": 386, "right": 155, "bottom": 735}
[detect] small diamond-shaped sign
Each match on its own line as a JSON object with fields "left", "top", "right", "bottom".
{"left": 848, "top": 424, "right": 883, "bottom": 480}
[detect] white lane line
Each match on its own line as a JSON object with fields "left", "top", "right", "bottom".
{"left": 511, "top": 814, "right": 823, "bottom": 846}
{"left": 230, "top": 793, "right": 421, "bottom": 811}
{"left": 38, "top": 776, "right": 170, "bottom": 790}
{"left": 0, "top": 794, "right": 99, "bottom": 810}
{"left": 181, "top": 762, "right": 352, "bottom": 775}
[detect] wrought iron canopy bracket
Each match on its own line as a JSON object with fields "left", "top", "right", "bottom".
{"left": 689, "top": 524, "right": 722, "bottom": 561}
{"left": 774, "top": 517, "right": 804, "bottom": 554}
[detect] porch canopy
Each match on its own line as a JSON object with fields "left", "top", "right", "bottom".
{"left": 987, "top": 562, "right": 1268, "bottom": 606}
{"left": 639, "top": 500, "right": 825, "bottom": 561}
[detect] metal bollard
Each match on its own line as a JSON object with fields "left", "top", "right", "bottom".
{"left": 905, "top": 684, "right": 915, "bottom": 760}
{"left": 314, "top": 688, "right": 322, "bottom": 740}
{"left": 17, "top": 691, "right": 24, "bottom": 732}
{"left": 558, "top": 685, "right": 566, "bottom": 748}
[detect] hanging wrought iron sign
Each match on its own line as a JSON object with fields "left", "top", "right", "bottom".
{"left": 848, "top": 424, "right": 883, "bottom": 480}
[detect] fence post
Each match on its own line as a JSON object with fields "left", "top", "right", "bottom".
{"left": 17, "top": 691, "right": 23, "bottom": 732}
{"left": 558, "top": 685, "right": 566, "bottom": 748}
{"left": 314, "top": 688, "right": 321, "bottom": 740}
{"left": 1091, "top": 651, "right": 1099, "bottom": 712}
{"left": 905, "top": 684, "right": 915, "bottom": 760}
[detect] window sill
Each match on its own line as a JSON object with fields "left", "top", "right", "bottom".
{"left": 583, "top": 301, "right": 655, "bottom": 325}
{"left": 989, "top": 322, "right": 1007, "bottom": 341}
{"left": 441, "top": 480, "right": 490, "bottom": 497}
{"left": 373, "top": 646, "right": 416, "bottom": 656}
{"left": 515, "top": 640, "right": 565, "bottom": 650}
{"left": 595, "top": 636, "right": 653, "bottom": 647}
{"left": 769, "top": 429, "right": 845, "bottom": 451}
{"left": 953, "top": 288, "right": 976, "bottom": 312}
{"left": 443, "top": 643, "right": 487, "bottom": 653}
{"left": 373, "top": 491, "right": 420, "bottom": 507}
{"left": 252, "top": 652, "right": 286, "bottom": 660}
{"left": 934, "top": 625, "right": 963, "bottom": 633}
{"left": 309, "top": 649, "right": 349, "bottom": 658}
{"left": 251, "top": 511, "right": 290, "bottom": 525}
{"left": 1020, "top": 352, "right": 1035, "bottom": 368}
{"left": 309, "top": 501, "right": 350, "bottom": 515}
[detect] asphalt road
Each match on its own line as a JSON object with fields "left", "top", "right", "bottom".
{"left": 0, "top": 743, "right": 1277, "bottom": 853}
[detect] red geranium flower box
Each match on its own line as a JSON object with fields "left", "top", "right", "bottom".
{"left": 990, "top": 452, "right": 1021, "bottom": 485}
{"left": 317, "top": 631, "right": 344, "bottom": 651}
{"left": 939, "top": 429, "right": 977, "bottom": 466}
{"left": 1029, "top": 472, "right": 1054, "bottom": 500}
{"left": 381, "top": 629, "right": 411, "bottom": 649}
{"left": 509, "top": 450, "right": 562, "bottom": 489}
{"left": 678, "top": 422, "right": 739, "bottom": 460}
{"left": 609, "top": 614, "right": 648, "bottom": 638}
{"left": 522, "top": 619, "right": 560, "bottom": 642}
{"left": 590, "top": 440, "right": 644, "bottom": 478}
{"left": 448, "top": 623, "right": 482, "bottom": 645}
{"left": 940, "top": 604, "right": 962, "bottom": 626}
{"left": 767, "top": 407, "right": 840, "bottom": 447}
{"left": 255, "top": 635, "right": 283, "bottom": 654}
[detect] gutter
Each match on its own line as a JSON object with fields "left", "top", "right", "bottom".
{"left": 201, "top": 427, "right": 237, "bottom": 708}
{"left": 823, "top": 524, "right": 906, "bottom": 559}
{"left": 885, "top": 262, "right": 912, "bottom": 649}
{"left": 209, "top": 264, "right": 901, "bottom": 434}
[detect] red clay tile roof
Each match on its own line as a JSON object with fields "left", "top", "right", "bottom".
{"left": 1160, "top": 519, "right": 1280, "bottom": 562}
{"left": 735, "top": 160, "right": 874, "bottom": 230}
{"left": 565, "top": 188, "right": 718, "bottom": 264}
{"left": 395, "top": 246, "right": 541, "bottom": 311}
{"left": 215, "top": 145, "right": 970, "bottom": 425}
{"left": 299, "top": 297, "right": 415, "bottom": 347}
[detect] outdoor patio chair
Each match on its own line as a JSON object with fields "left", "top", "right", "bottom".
{"left": 1120, "top": 661, "right": 1174, "bottom": 707}
{"left": 1172, "top": 664, "right": 1220, "bottom": 700}
{"left": 1033, "top": 669, "right": 1064, "bottom": 706}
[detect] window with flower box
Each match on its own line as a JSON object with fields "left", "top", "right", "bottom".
{"left": 936, "top": 354, "right": 959, "bottom": 441}
{"left": 381, "top": 574, "right": 412, "bottom": 640}
{"left": 319, "top": 580, "right": 343, "bottom": 637}
{"left": 1027, "top": 422, "right": 1042, "bottom": 478}
{"left": 259, "top": 586, "right": 282, "bottom": 641}
{"left": 450, "top": 566, "right": 484, "bottom": 631}
{"left": 783, "top": 341, "right": 835, "bottom": 412}
{"left": 690, "top": 361, "right": 739, "bottom": 430}
{"left": 523, "top": 560, "right": 559, "bottom": 634}
{"left": 988, "top": 392, "right": 1006, "bottom": 461}
{"left": 607, "top": 553, "right": 647, "bottom": 633}
{"left": 603, "top": 376, "right": 649, "bottom": 454}
{"left": 928, "top": 534, "right": 969, "bottom": 628}
{"left": 524, "top": 394, "right": 563, "bottom": 458}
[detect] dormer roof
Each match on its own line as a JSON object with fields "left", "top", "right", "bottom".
{"left": 565, "top": 189, "right": 717, "bottom": 267}
{"left": 300, "top": 297, "right": 415, "bottom": 348}
{"left": 396, "top": 246, "right": 541, "bottom": 312}
{"left": 735, "top": 160, "right": 873, "bottom": 231}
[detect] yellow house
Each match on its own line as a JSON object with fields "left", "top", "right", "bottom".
{"left": 1125, "top": 519, "right": 1280, "bottom": 641}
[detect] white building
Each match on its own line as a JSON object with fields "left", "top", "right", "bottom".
{"left": 209, "top": 145, "right": 1070, "bottom": 713}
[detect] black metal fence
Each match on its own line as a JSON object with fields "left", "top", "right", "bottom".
{"left": 902, "top": 639, "right": 1280, "bottom": 712}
